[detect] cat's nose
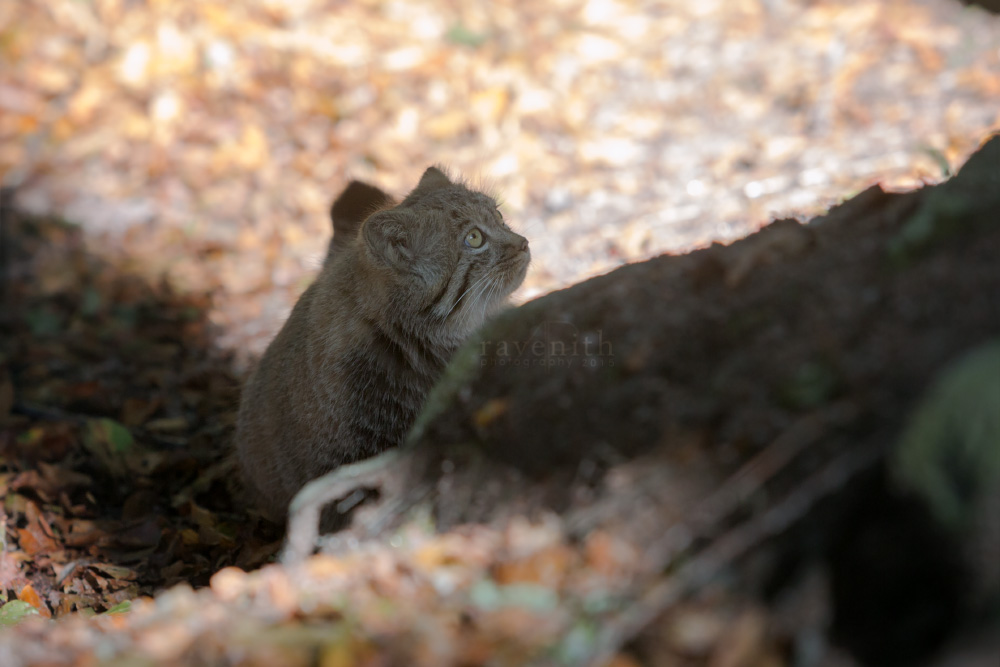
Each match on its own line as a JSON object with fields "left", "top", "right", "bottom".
{"left": 519, "top": 238, "right": 529, "bottom": 253}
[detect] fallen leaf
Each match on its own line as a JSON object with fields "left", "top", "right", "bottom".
{"left": 90, "top": 563, "right": 139, "bottom": 581}
{"left": 16, "top": 583, "right": 50, "bottom": 618}
{"left": 120, "top": 396, "right": 162, "bottom": 427}
{"left": 82, "top": 418, "right": 135, "bottom": 477}
{"left": 102, "top": 600, "right": 132, "bottom": 615}
{"left": 0, "top": 600, "right": 40, "bottom": 626}
{"left": 0, "top": 550, "right": 30, "bottom": 592}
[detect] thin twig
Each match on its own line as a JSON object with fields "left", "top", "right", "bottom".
{"left": 566, "top": 402, "right": 857, "bottom": 549}
{"left": 581, "top": 442, "right": 883, "bottom": 667}
{"left": 646, "top": 401, "right": 858, "bottom": 567}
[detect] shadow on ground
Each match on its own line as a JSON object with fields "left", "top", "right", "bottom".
{"left": 0, "top": 193, "right": 280, "bottom": 617}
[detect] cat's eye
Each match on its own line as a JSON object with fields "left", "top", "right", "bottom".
{"left": 465, "top": 228, "right": 484, "bottom": 248}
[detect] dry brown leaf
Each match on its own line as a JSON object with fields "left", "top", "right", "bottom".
{"left": 0, "top": 550, "right": 30, "bottom": 593}
{"left": 119, "top": 396, "right": 163, "bottom": 427}
{"left": 17, "top": 502, "right": 59, "bottom": 555}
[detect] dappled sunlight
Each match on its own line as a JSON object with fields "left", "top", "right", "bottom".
{"left": 1, "top": 0, "right": 998, "bottom": 360}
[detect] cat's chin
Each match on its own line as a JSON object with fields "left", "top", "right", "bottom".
{"left": 450, "top": 295, "right": 512, "bottom": 335}
{"left": 505, "top": 262, "right": 529, "bottom": 297}
{"left": 497, "top": 250, "right": 530, "bottom": 290}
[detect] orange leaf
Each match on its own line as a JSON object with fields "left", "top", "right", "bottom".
{"left": 17, "top": 501, "right": 58, "bottom": 555}
{"left": 17, "top": 584, "right": 51, "bottom": 618}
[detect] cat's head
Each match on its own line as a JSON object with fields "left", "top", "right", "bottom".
{"left": 359, "top": 167, "right": 530, "bottom": 333}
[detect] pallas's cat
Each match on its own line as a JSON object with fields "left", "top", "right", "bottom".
{"left": 236, "top": 167, "right": 530, "bottom": 522}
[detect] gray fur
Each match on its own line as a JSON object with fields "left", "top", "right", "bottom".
{"left": 236, "top": 167, "right": 530, "bottom": 522}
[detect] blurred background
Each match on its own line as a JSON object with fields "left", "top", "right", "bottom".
{"left": 2, "top": 0, "right": 998, "bottom": 362}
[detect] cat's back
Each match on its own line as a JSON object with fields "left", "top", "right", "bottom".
{"left": 235, "top": 278, "right": 331, "bottom": 521}
{"left": 234, "top": 190, "right": 390, "bottom": 522}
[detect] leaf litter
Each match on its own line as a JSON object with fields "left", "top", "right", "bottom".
{"left": 1, "top": 208, "right": 820, "bottom": 664}
{"left": 1, "top": 210, "right": 283, "bottom": 625}
{"left": 1, "top": 0, "right": 998, "bottom": 363}
{"left": 0, "top": 0, "right": 999, "bottom": 664}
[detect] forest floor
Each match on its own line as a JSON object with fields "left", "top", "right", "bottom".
{"left": 1, "top": 0, "right": 999, "bottom": 664}
{"left": 2, "top": 137, "right": 998, "bottom": 667}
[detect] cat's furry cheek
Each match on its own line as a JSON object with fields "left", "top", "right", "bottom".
{"left": 411, "top": 263, "right": 445, "bottom": 289}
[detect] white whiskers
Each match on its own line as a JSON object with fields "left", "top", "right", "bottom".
{"left": 443, "top": 272, "right": 493, "bottom": 320}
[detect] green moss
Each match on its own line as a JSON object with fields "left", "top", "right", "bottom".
{"left": 892, "top": 340, "right": 1000, "bottom": 530}
{"left": 887, "top": 191, "right": 976, "bottom": 266}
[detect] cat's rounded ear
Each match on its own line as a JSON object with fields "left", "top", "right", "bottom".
{"left": 329, "top": 181, "right": 393, "bottom": 257}
{"left": 416, "top": 166, "right": 452, "bottom": 191}
{"left": 400, "top": 166, "right": 454, "bottom": 207}
{"left": 362, "top": 210, "right": 413, "bottom": 267}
